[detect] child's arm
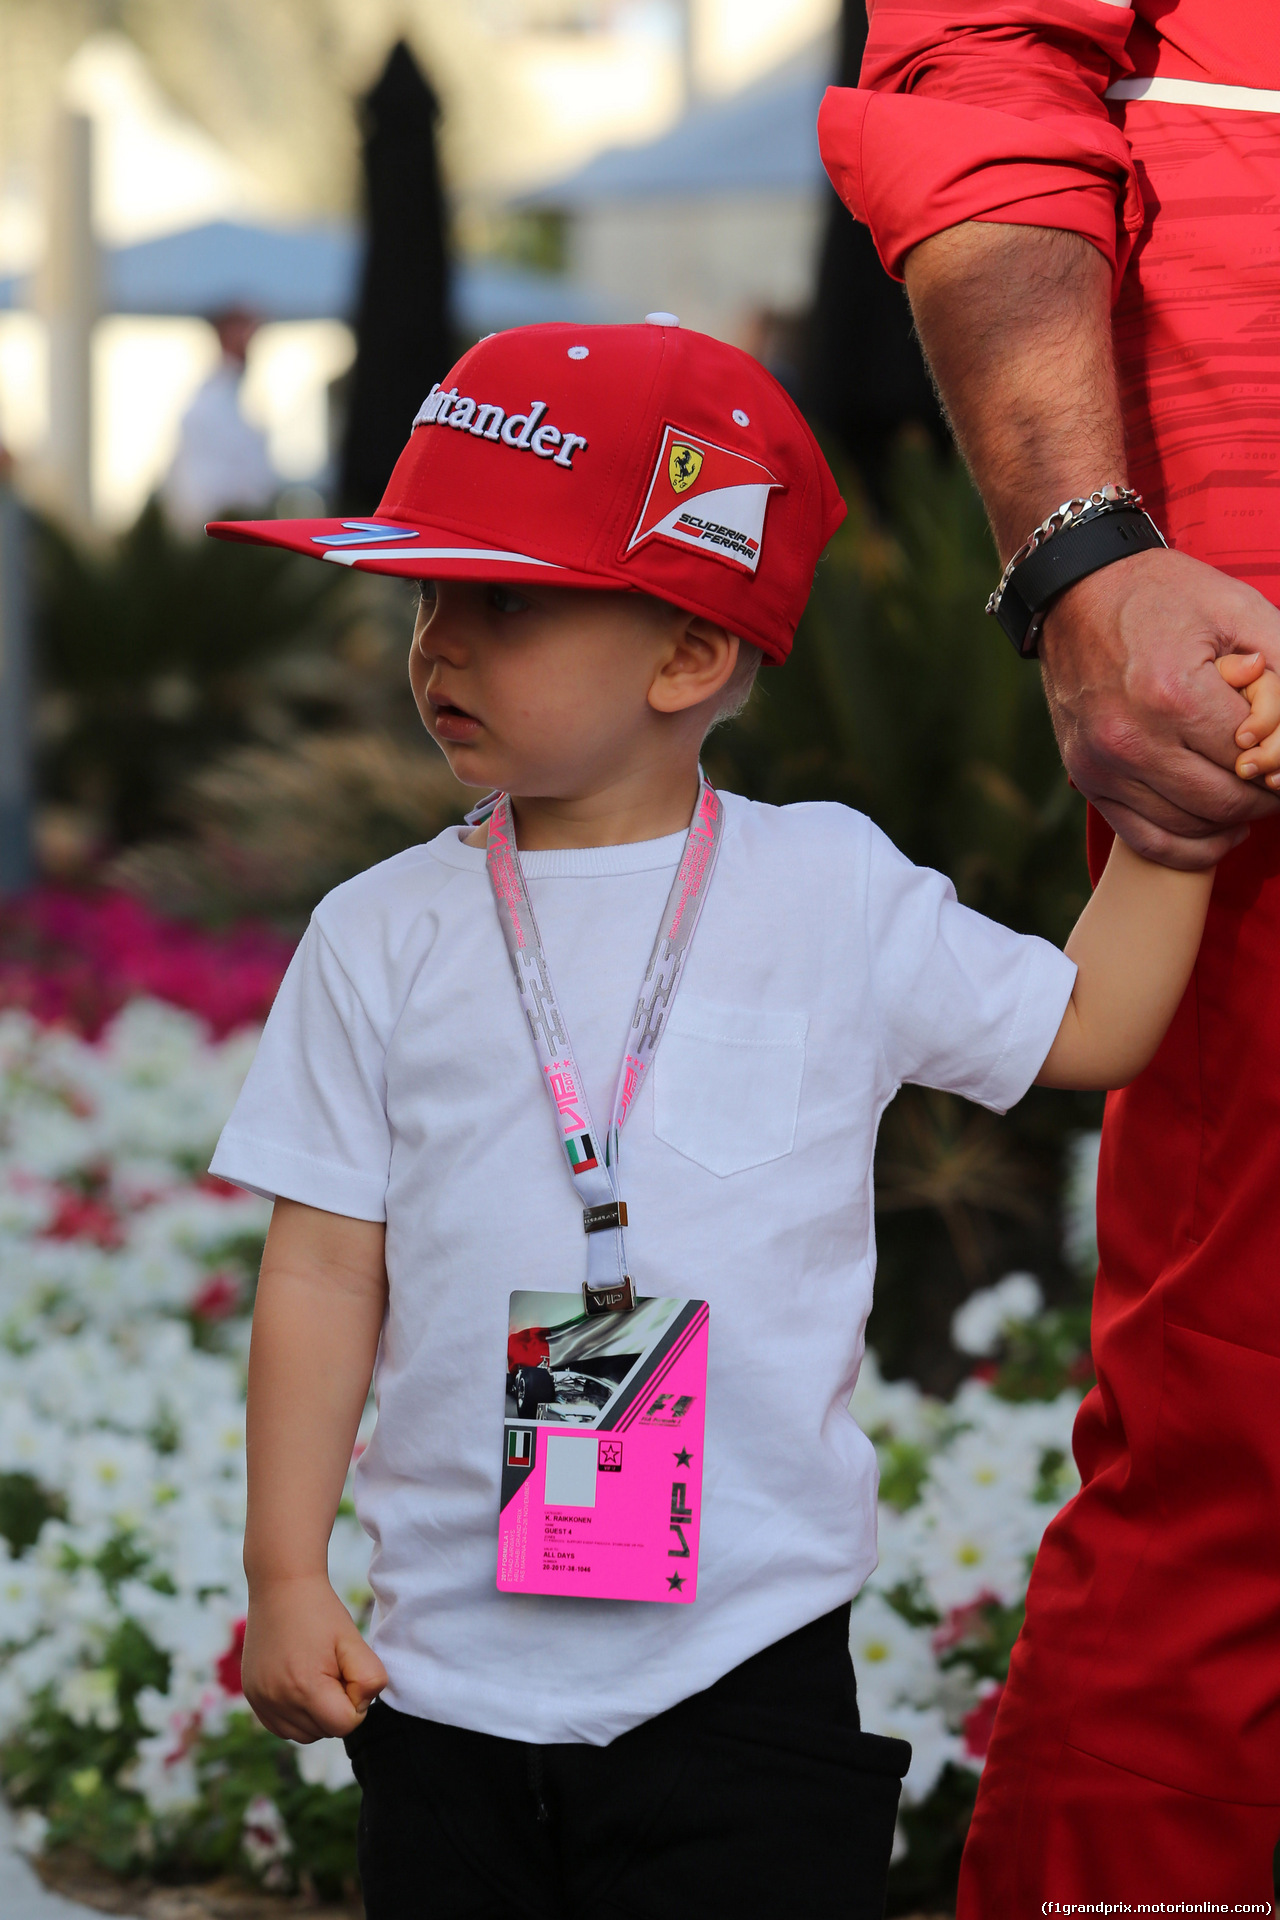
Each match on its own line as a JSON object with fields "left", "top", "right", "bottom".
{"left": 1035, "top": 837, "right": 1213, "bottom": 1088}
{"left": 1038, "top": 652, "right": 1280, "bottom": 1091}
{"left": 241, "top": 1198, "right": 389, "bottom": 1742}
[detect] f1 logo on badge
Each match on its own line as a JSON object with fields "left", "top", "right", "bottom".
{"left": 598, "top": 1440, "right": 623, "bottom": 1472}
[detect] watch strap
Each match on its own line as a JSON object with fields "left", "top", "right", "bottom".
{"left": 995, "top": 507, "right": 1167, "bottom": 657}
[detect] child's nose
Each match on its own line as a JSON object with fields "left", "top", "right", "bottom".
{"left": 418, "top": 610, "right": 469, "bottom": 665}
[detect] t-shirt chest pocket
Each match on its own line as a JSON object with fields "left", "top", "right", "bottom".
{"left": 652, "top": 997, "right": 808, "bottom": 1177}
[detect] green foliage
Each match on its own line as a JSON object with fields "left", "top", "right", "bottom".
{"left": 934, "top": 1594, "right": 1026, "bottom": 1686}
{"left": 1, "top": 1543, "right": 358, "bottom": 1898}
{"left": 991, "top": 1301, "right": 1094, "bottom": 1403}
{"left": 0, "top": 1472, "right": 65, "bottom": 1556}
{"left": 875, "top": 1438, "right": 933, "bottom": 1513}
{"left": 2, "top": 1616, "right": 170, "bottom": 1874}
{"left": 182, "top": 1717, "right": 360, "bottom": 1900}
{"left": 35, "top": 502, "right": 346, "bottom": 848}
{"left": 3, "top": 1692, "right": 360, "bottom": 1897}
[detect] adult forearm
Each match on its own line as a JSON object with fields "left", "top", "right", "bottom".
{"left": 904, "top": 218, "right": 1280, "bottom": 867}
{"left": 244, "top": 1204, "right": 386, "bottom": 1589}
{"left": 903, "top": 222, "right": 1125, "bottom": 559}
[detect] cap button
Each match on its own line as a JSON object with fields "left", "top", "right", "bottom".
{"left": 645, "top": 311, "right": 680, "bottom": 327}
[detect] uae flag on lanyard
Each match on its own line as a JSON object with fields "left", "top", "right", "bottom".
{"left": 565, "top": 1131, "right": 598, "bottom": 1174}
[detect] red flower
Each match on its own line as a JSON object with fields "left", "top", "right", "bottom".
{"left": 962, "top": 1682, "right": 1004, "bottom": 1759}
{"left": 191, "top": 1272, "right": 242, "bottom": 1322}
{"left": 217, "top": 1617, "right": 247, "bottom": 1696}
{"left": 969, "top": 1360, "right": 999, "bottom": 1384}
{"left": 43, "top": 1189, "right": 124, "bottom": 1250}
{"left": 197, "top": 1174, "right": 243, "bottom": 1201}
{"left": 932, "top": 1591, "right": 1001, "bottom": 1654}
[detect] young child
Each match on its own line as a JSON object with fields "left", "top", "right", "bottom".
{"left": 206, "top": 318, "right": 1280, "bottom": 1920}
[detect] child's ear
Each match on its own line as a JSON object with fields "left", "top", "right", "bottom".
{"left": 647, "top": 617, "right": 738, "bottom": 715}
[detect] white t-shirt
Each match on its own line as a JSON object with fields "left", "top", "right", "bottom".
{"left": 211, "top": 792, "right": 1075, "bottom": 1745}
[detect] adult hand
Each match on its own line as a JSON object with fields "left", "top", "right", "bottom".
{"left": 1038, "top": 546, "right": 1280, "bottom": 869}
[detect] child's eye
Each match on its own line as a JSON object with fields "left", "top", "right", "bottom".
{"left": 486, "top": 585, "right": 530, "bottom": 616}
{"left": 416, "top": 580, "right": 438, "bottom": 614}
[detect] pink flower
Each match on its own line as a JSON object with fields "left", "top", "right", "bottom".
{"left": 0, "top": 887, "right": 294, "bottom": 1039}
{"left": 191, "top": 1273, "right": 242, "bottom": 1322}
{"left": 962, "top": 1681, "right": 1004, "bottom": 1759}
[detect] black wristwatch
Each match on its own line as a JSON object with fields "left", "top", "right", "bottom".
{"left": 988, "top": 486, "right": 1167, "bottom": 657}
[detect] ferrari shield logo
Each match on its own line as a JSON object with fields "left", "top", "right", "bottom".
{"left": 669, "top": 443, "right": 703, "bottom": 493}
{"left": 628, "top": 426, "right": 782, "bottom": 575}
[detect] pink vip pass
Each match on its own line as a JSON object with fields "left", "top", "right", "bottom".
{"left": 479, "top": 778, "right": 723, "bottom": 1605}
{"left": 498, "top": 1290, "right": 708, "bottom": 1603}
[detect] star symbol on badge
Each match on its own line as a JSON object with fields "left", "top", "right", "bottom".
{"left": 674, "top": 1447, "right": 693, "bottom": 1468}
{"left": 667, "top": 1571, "right": 685, "bottom": 1591}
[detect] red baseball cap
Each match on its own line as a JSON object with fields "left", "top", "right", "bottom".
{"left": 206, "top": 316, "right": 846, "bottom": 663}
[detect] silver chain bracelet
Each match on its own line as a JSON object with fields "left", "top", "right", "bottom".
{"left": 986, "top": 484, "right": 1143, "bottom": 618}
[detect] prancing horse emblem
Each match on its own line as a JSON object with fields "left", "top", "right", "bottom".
{"left": 669, "top": 443, "right": 703, "bottom": 494}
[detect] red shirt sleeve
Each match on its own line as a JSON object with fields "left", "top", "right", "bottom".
{"left": 818, "top": 0, "right": 1145, "bottom": 295}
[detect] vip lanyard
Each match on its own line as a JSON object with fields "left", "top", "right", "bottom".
{"left": 483, "top": 779, "right": 724, "bottom": 1314}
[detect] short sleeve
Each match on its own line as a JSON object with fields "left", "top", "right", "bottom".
{"left": 863, "top": 823, "right": 1076, "bottom": 1113}
{"left": 209, "top": 920, "right": 392, "bottom": 1220}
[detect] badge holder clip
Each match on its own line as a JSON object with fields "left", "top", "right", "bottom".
{"left": 583, "top": 1276, "right": 637, "bottom": 1316}
{"left": 582, "top": 1200, "right": 634, "bottom": 1315}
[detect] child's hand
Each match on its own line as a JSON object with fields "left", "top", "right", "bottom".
{"left": 241, "top": 1573, "right": 387, "bottom": 1743}
{"left": 1217, "top": 651, "right": 1280, "bottom": 788}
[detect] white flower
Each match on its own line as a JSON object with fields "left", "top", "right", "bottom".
{"left": 951, "top": 1272, "right": 1044, "bottom": 1356}
{"left": 1064, "top": 1130, "right": 1102, "bottom": 1280}
{"left": 241, "top": 1793, "right": 293, "bottom": 1871}
{"left": 328, "top": 1518, "right": 374, "bottom": 1618}
{"left": 850, "top": 1349, "right": 947, "bottom": 1449}
{"left": 57, "top": 1667, "right": 121, "bottom": 1730}
{"left": 907, "top": 1500, "right": 1031, "bottom": 1612}
{"left": 0, "top": 1551, "right": 51, "bottom": 1647}
{"left": 11, "top": 1808, "right": 49, "bottom": 1855}
{"left": 126, "top": 1731, "right": 201, "bottom": 1814}
{"left": 295, "top": 1738, "right": 356, "bottom": 1792}
{"left": 848, "top": 1592, "right": 938, "bottom": 1718}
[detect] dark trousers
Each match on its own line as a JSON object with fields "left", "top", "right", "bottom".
{"left": 344, "top": 1604, "right": 911, "bottom": 1919}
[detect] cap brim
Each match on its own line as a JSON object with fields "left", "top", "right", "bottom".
{"left": 205, "top": 515, "right": 615, "bottom": 590}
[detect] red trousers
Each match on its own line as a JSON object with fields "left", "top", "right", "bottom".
{"left": 959, "top": 104, "right": 1280, "bottom": 1910}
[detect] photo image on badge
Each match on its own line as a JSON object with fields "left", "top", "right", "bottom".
{"left": 498, "top": 1289, "right": 708, "bottom": 1605}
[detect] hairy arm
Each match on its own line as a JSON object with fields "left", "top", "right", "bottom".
{"left": 904, "top": 221, "right": 1280, "bottom": 868}
{"left": 242, "top": 1198, "right": 388, "bottom": 1741}
{"left": 1036, "top": 836, "right": 1212, "bottom": 1089}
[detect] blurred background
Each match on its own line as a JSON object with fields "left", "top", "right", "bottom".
{"left": 0, "top": 5, "right": 1101, "bottom": 1913}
